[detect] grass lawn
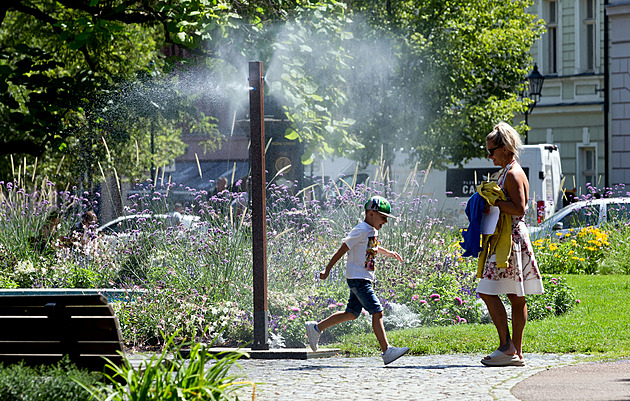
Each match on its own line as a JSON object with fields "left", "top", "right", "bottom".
{"left": 333, "top": 275, "right": 630, "bottom": 360}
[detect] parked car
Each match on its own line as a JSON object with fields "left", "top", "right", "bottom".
{"left": 97, "top": 213, "right": 200, "bottom": 234}
{"left": 97, "top": 214, "right": 201, "bottom": 248}
{"left": 529, "top": 197, "right": 630, "bottom": 240}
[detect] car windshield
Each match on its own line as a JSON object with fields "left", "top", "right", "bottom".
{"left": 99, "top": 215, "right": 182, "bottom": 234}
{"left": 558, "top": 204, "right": 600, "bottom": 229}
{"left": 537, "top": 201, "right": 601, "bottom": 230}
{"left": 607, "top": 201, "right": 630, "bottom": 222}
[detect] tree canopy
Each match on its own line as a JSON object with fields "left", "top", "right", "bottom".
{"left": 0, "top": 0, "right": 544, "bottom": 191}
{"left": 336, "top": 0, "right": 545, "bottom": 169}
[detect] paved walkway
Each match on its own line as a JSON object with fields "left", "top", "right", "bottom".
{"left": 513, "top": 358, "right": 630, "bottom": 401}
{"left": 228, "top": 352, "right": 587, "bottom": 400}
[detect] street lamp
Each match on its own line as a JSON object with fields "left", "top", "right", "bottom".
{"left": 522, "top": 64, "right": 545, "bottom": 144}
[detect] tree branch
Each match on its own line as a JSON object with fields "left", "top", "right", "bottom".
{"left": 55, "top": 0, "right": 160, "bottom": 24}
{"left": 10, "top": 2, "right": 62, "bottom": 33}
{"left": 0, "top": 139, "right": 46, "bottom": 157}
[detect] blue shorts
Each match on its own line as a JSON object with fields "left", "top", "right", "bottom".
{"left": 345, "top": 279, "right": 383, "bottom": 317}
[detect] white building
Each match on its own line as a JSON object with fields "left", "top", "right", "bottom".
{"left": 525, "top": 0, "right": 630, "bottom": 197}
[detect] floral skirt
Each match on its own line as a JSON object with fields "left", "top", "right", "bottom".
{"left": 476, "top": 218, "right": 544, "bottom": 296}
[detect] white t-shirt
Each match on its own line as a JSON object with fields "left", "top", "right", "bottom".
{"left": 343, "top": 221, "right": 379, "bottom": 281}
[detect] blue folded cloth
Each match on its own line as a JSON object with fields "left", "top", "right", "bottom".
{"left": 460, "top": 192, "right": 486, "bottom": 257}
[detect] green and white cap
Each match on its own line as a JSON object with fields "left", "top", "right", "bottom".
{"left": 364, "top": 195, "right": 396, "bottom": 218}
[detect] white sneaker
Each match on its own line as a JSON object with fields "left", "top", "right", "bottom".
{"left": 305, "top": 321, "right": 321, "bottom": 352}
{"left": 381, "top": 346, "right": 409, "bottom": 365}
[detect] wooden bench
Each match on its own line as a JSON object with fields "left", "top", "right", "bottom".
{"left": 0, "top": 294, "right": 124, "bottom": 371}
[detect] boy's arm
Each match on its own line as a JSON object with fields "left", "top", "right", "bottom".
{"left": 320, "top": 243, "right": 349, "bottom": 280}
{"left": 377, "top": 246, "right": 403, "bottom": 262}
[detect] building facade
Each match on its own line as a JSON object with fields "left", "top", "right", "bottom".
{"left": 526, "top": 0, "right": 606, "bottom": 197}
{"left": 526, "top": 0, "right": 630, "bottom": 197}
{"left": 607, "top": 1, "right": 630, "bottom": 187}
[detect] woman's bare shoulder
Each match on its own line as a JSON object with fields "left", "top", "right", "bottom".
{"left": 506, "top": 163, "right": 528, "bottom": 183}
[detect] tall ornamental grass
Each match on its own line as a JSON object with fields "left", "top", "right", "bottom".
{"left": 0, "top": 172, "right": 579, "bottom": 349}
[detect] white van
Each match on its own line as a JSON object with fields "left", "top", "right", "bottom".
{"left": 519, "top": 144, "right": 564, "bottom": 224}
{"left": 419, "top": 144, "right": 563, "bottom": 227}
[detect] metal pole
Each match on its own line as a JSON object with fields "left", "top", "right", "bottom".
{"left": 524, "top": 110, "right": 529, "bottom": 145}
{"left": 604, "top": 0, "right": 610, "bottom": 189}
{"left": 150, "top": 121, "right": 156, "bottom": 180}
{"left": 249, "top": 61, "right": 269, "bottom": 350}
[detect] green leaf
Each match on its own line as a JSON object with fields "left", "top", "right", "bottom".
{"left": 309, "top": 94, "right": 323, "bottom": 102}
{"left": 285, "top": 130, "right": 300, "bottom": 140}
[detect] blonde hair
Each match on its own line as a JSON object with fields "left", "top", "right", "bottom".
{"left": 486, "top": 122, "right": 522, "bottom": 157}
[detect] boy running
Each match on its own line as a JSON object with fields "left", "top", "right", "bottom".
{"left": 305, "top": 195, "right": 409, "bottom": 365}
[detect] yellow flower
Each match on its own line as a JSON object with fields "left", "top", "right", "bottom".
{"left": 579, "top": 258, "right": 585, "bottom": 261}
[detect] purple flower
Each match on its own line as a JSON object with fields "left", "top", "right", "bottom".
{"left": 419, "top": 300, "right": 428, "bottom": 305}
{"left": 454, "top": 297, "right": 463, "bottom": 306}
{"left": 412, "top": 294, "right": 419, "bottom": 301}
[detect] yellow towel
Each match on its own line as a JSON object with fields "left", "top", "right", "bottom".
{"left": 475, "top": 182, "right": 512, "bottom": 278}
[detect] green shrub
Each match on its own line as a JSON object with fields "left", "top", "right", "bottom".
{"left": 532, "top": 226, "right": 609, "bottom": 274}
{"left": 598, "top": 223, "right": 630, "bottom": 274}
{"left": 112, "top": 288, "right": 252, "bottom": 349}
{"left": 83, "top": 333, "right": 254, "bottom": 401}
{"left": 526, "top": 275, "right": 579, "bottom": 320}
{"left": 0, "top": 358, "right": 102, "bottom": 401}
{"left": 386, "top": 267, "right": 483, "bottom": 325}
{"left": 267, "top": 285, "right": 372, "bottom": 348}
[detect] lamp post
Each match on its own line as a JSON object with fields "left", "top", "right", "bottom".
{"left": 523, "top": 64, "right": 545, "bottom": 144}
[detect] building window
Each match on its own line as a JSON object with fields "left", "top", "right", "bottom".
{"left": 545, "top": 1, "right": 558, "bottom": 75}
{"left": 583, "top": 0, "right": 597, "bottom": 72}
{"left": 580, "top": 146, "right": 597, "bottom": 188}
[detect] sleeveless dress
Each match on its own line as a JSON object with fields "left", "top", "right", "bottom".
{"left": 476, "top": 160, "right": 544, "bottom": 296}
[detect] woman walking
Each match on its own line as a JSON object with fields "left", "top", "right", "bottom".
{"left": 477, "top": 122, "right": 544, "bottom": 367}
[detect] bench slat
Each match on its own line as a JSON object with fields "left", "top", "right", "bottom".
{"left": 0, "top": 316, "right": 122, "bottom": 341}
{"left": 0, "top": 294, "right": 108, "bottom": 307}
{"left": 0, "top": 304, "right": 116, "bottom": 317}
{"left": 0, "top": 354, "right": 124, "bottom": 370}
{"left": 0, "top": 341, "right": 123, "bottom": 354}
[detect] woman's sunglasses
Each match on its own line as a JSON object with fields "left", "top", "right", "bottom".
{"left": 487, "top": 145, "right": 503, "bottom": 156}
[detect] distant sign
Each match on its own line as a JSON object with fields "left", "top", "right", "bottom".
{"left": 446, "top": 167, "right": 529, "bottom": 197}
